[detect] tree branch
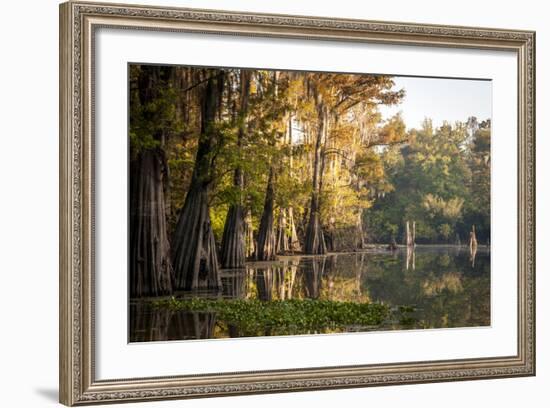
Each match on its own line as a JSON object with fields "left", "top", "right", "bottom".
{"left": 181, "top": 71, "right": 227, "bottom": 94}
{"left": 323, "top": 147, "right": 351, "bottom": 161}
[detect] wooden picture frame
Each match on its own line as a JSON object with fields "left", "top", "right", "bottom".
{"left": 59, "top": 1, "right": 535, "bottom": 405}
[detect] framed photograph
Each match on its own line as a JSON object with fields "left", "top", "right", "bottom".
{"left": 59, "top": 1, "right": 535, "bottom": 405}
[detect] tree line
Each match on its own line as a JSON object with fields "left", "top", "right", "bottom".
{"left": 129, "top": 65, "right": 490, "bottom": 297}
{"left": 364, "top": 117, "right": 490, "bottom": 246}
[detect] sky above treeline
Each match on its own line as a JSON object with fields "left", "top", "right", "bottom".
{"left": 379, "top": 76, "right": 492, "bottom": 130}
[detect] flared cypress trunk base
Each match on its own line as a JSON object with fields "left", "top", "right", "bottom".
{"left": 256, "top": 169, "right": 276, "bottom": 261}
{"left": 305, "top": 211, "right": 327, "bottom": 255}
{"left": 172, "top": 184, "right": 221, "bottom": 291}
{"left": 220, "top": 204, "right": 246, "bottom": 269}
{"left": 130, "top": 149, "right": 174, "bottom": 298}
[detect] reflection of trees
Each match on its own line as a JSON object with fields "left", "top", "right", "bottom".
{"left": 286, "top": 262, "right": 298, "bottom": 299}
{"left": 275, "top": 260, "right": 298, "bottom": 300}
{"left": 255, "top": 267, "right": 274, "bottom": 301}
{"left": 318, "top": 254, "right": 370, "bottom": 302}
{"left": 422, "top": 272, "right": 463, "bottom": 296}
{"left": 221, "top": 269, "right": 247, "bottom": 299}
{"left": 355, "top": 253, "right": 365, "bottom": 297}
{"left": 406, "top": 247, "right": 415, "bottom": 270}
{"left": 470, "top": 243, "right": 477, "bottom": 268}
{"left": 366, "top": 248, "right": 490, "bottom": 329}
{"left": 240, "top": 255, "right": 374, "bottom": 302}
{"left": 129, "top": 303, "right": 173, "bottom": 342}
{"left": 469, "top": 225, "right": 478, "bottom": 268}
{"left": 129, "top": 304, "right": 217, "bottom": 342}
{"left": 168, "top": 310, "right": 217, "bottom": 340}
{"left": 249, "top": 262, "right": 299, "bottom": 301}
{"left": 132, "top": 249, "right": 492, "bottom": 341}
{"left": 303, "top": 257, "right": 325, "bottom": 299}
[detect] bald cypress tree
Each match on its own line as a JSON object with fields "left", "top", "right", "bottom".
{"left": 172, "top": 71, "right": 225, "bottom": 291}
{"left": 129, "top": 65, "right": 174, "bottom": 297}
{"left": 220, "top": 70, "right": 251, "bottom": 268}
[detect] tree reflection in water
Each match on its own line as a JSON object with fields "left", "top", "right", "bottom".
{"left": 130, "top": 247, "right": 490, "bottom": 341}
{"left": 130, "top": 304, "right": 217, "bottom": 342}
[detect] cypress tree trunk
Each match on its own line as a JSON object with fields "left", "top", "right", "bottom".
{"left": 130, "top": 149, "right": 174, "bottom": 297}
{"left": 244, "top": 209, "right": 255, "bottom": 258}
{"left": 286, "top": 115, "right": 301, "bottom": 254}
{"left": 305, "top": 187, "right": 327, "bottom": 254}
{"left": 172, "top": 72, "right": 224, "bottom": 291}
{"left": 469, "top": 225, "right": 478, "bottom": 251}
{"left": 305, "top": 94, "right": 327, "bottom": 255}
{"left": 220, "top": 202, "right": 245, "bottom": 268}
{"left": 129, "top": 65, "right": 174, "bottom": 298}
{"left": 287, "top": 207, "right": 301, "bottom": 253}
{"left": 172, "top": 185, "right": 220, "bottom": 290}
{"left": 355, "top": 212, "right": 366, "bottom": 249}
{"left": 469, "top": 225, "right": 478, "bottom": 267}
{"left": 406, "top": 220, "right": 416, "bottom": 248}
{"left": 256, "top": 168, "right": 277, "bottom": 261}
{"left": 220, "top": 71, "right": 251, "bottom": 268}
{"left": 277, "top": 113, "right": 302, "bottom": 254}
{"left": 276, "top": 208, "right": 289, "bottom": 254}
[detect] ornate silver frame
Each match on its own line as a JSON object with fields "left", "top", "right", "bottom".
{"left": 59, "top": 1, "right": 536, "bottom": 405}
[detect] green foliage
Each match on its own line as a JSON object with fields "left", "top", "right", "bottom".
{"left": 210, "top": 203, "right": 229, "bottom": 243}
{"left": 365, "top": 118, "right": 490, "bottom": 244}
{"left": 422, "top": 194, "right": 464, "bottom": 220}
{"left": 129, "top": 64, "right": 490, "bottom": 247}
{"left": 129, "top": 65, "right": 186, "bottom": 156}
{"left": 152, "top": 297, "right": 390, "bottom": 335}
{"left": 438, "top": 223, "right": 453, "bottom": 242}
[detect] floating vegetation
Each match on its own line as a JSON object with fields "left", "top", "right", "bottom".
{"left": 151, "top": 297, "right": 391, "bottom": 336}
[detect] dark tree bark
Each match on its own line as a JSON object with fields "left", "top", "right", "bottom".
{"left": 130, "top": 149, "right": 174, "bottom": 297}
{"left": 222, "top": 269, "right": 247, "bottom": 299}
{"left": 168, "top": 310, "right": 217, "bottom": 340}
{"left": 220, "top": 204, "right": 246, "bottom": 268}
{"left": 256, "top": 168, "right": 277, "bottom": 261}
{"left": 129, "top": 65, "right": 174, "bottom": 298}
{"left": 129, "top": 303, "right": 173, "bottom": 342}
{"left": 304, "top": 189, "right": 327, "bottom": 254}
{"left": 220, "top": 70, "right": 251, "bottom": 269}
{"left": 172, "top": 71, "right": 225, "bottom": 291}
{"left": 256, "top": 267, "right": 274, "bottom": 301}
{"left": 304, "top": 257, "right": 325, "bottom": 299}
{"left": 304, "top": 89, "right": 328, "bottom": 255}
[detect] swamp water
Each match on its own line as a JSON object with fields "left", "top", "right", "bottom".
{"left": 130, "top": 246, "right": 490, "bottom": 342}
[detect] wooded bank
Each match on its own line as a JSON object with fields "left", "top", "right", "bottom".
{"left": 129, "top": 65, "right": 491, "bottom": 297}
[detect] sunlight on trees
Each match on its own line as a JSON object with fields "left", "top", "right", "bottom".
{"left": 129, "top": 65, "right": 490, "bottom": 296}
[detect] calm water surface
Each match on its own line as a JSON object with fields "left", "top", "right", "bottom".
{"left": 130, "top": 246, "right": 490, "bottom": 342}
